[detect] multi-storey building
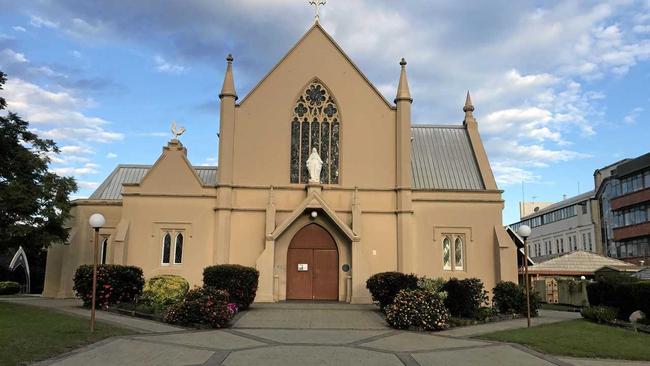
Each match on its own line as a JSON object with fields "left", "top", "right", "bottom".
{"left": 596, "top": 153, "right": 650, "bottom": 265}
{"left": 510, "top": 191, "right": 600, "bottom": 259}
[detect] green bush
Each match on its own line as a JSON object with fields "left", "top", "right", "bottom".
{"left": 366, "top": 272, "right": 419, "bottom": 312}
{"left": 417, "top": 277, "right": 446, "bottom": 298}
{"left": 163, "top": 287, "right": 235, "bottom": 328}
{"left": 0, "top": 281, "right": 21, "bottom": 295}
{"left": 581, "top": 305, "right": 617, "bottom": 324}
{"left": 442, "top": 278, "right": 489, "bottom": 318}
{"left": 386, "top": 289, "right": 449, "bottom": 330}
{"left": 587, "top": 277, "right": 650, "bottom": 320}
{"left": 73, "top": 265, "right": 144, "bottom": 309}
{"left": 203, "top": 264, "right": 259, "bottom": 310}
{"left": 141, "top": 275, "right": 189, "bottom": 306}
{"left": 492, "top": 281, "right": 541, "bottom": 316}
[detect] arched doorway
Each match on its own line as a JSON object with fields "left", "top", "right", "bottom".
{"left": 286, "top": 223, "right": 338, "bottom": 300}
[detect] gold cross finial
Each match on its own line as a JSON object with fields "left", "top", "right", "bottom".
{"left": 309, "top": 1, "right": 326, "bottom": 22}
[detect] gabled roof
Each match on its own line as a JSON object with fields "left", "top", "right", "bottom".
{"left": 237, "top": 22, "right": 393, "bottom": 109}
{"left": 526, "top": 250, "right": 635, "bottom": 275}
{"left": 411, "top": 125, "right": 484, "bottom": 190}
{"left": 89, "top": 165, "right": 218, "bottom": 200}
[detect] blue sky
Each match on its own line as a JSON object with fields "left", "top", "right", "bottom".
{"left": 0, "top": 1, "right": 649, "bottom": 225}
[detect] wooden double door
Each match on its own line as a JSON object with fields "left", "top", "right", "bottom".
{"left": 287, "top": 224, "right": 339, "bottom": 300}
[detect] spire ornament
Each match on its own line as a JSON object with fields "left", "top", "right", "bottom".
{"left": 171, "top": 121, "right": 186, "bottom": 140}
{"left": 309, "top": 1, "right": 326, "bottom": 22}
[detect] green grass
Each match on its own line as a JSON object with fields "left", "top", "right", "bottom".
{"left": 0, "top": 302, "right": 134, "bottom": 366}
{"left": 540, "top": 303, "right": 581, "bottom": 312}
{"left": 478, "top": 319, "right": 650, "bottom": 361}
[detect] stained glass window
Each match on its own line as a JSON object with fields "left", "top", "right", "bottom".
{"left": 454, "top": 237, "right": 464, "bottom": 270}
{"left": 174, "top": 233, "right": 183, "bottom": 264}
{"left": 289, "top": 81, "right": 340, "bottom": 184}
{"left": 162, "top": 233, "right": 171, "bottom": 264}
{"left": 443, "top": 236, "right": 451, "bottom": 270}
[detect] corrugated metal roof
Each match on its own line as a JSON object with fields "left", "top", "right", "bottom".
{"left": 89, "top": 165, "right": 218, "bottom": 200}
{"left": 411, "top": 125, "right": 484, "bottom": 190}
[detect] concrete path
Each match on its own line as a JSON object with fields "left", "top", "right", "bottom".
{"left": 4, "top": 297, "right": 647, "bottom": 366}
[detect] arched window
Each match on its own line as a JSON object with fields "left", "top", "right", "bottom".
{"left": 442, "top": 236, "right": 451, "bottom": 270}
{"left": 290, "top": 80, "right": 340, "bottom": 184}
{"left": 454, "top": 237, "right": 464, "bottom": 270}
{"left": 162, "top": 232, "right": 171, "bottom": 264}
{"left": 174, "top": 233, "right": 183, "bottom": 264}
{"left": 100, "top": 237, "right": 109, "bottom": 265}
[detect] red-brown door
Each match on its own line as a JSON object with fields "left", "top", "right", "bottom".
{"left": 286, "top": 224, "right": 339, "bottom": 300}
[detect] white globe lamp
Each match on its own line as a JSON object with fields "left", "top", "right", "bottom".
{"left": 87, "top": 212, "right": 105, "bottom": 333}
{"left": 517, "top": 224, "right": 531, "bottom": 239}
{"left": 89, "top": 213, "right": 106, "bottom": 228}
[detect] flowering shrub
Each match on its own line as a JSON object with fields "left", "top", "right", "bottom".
{"left": 141, "top": 275, "right": 189, "bottom": 306}
{"left": 366, "top": 272, "right": 419, "bottom": 311}
{"left": 73, "top": 265, "right": 144, "bottom": 309}
{"left": 492, "top": 281, "right": 540, "bottom": 316}
{"left": 442, "top": 278, "right": 488, "bottom": 318}
{"left": 0, "top": 281, "right": 21, "bottom": 295}
{"left": 417, "top": 277, "right": 446, "bottom": 298}
{"left": 386, "top": 289, "right": 450, "bottom": 330}
{"left": 581, "top": 305, "right": 617, "bottom": 324}
{"left": 203, "top": 265, "right": 259, "bottom": 310}
{"left": 163, "top": 287, "right": 235, "bottom": 328}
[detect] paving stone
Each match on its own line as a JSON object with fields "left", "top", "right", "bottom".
{"left": 133, "top": 330, "right": 266, "bottom": 349}
{"left": 222, "top": 345, "right": 403, "bottom": 366}
{"left": 360, "top": 332, "right": 489, "bottom": 352}
{"left": 412, "top": 345, "right": 556, "bottom": 366}
{"left": 48, "top": 339, "right": 214, "bottom": 366}
{"left": 235, "top": 329, "right": 390, "bottom": 344}
{"left": 233, "top": 308, "right": 388, "bottom": 329}
{"left": 559, "top": 357, "right": 650, "bottom": 366}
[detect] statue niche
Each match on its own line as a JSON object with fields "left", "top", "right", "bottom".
{"left": 289, "top": 80, "right": 340, "bottom": 184}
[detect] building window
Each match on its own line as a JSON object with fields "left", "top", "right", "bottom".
{"left": 100, "top": 237, "right": 109, "bottom": 264}
{"left": 443, "top": 236, "right": 452, "bottom": 270}
{"left": 162, "top": 233, "right": 172, "bottom": 264}
{"left": 174, "top": 233, "right": 183, "bottom": 264}
{"left": 162, "top": 230, "right": 185, "bottom": 266}
{"left": 443, "top": 234, "right": 465, "bottom": 271}
{"left": 454, "top": 237, "right": 464, "bottom": 270}
{"left": 588, "top": 233, "right": 593, "bottom": 251}
{"left": 290, "top": 80, "right": 340, "bottom": 184}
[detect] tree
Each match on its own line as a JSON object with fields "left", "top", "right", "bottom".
{"left": 0, "top": 70, "right": 78, "bottom": 256}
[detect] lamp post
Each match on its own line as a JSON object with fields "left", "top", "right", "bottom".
{"left": 517, "top": 224, "right": 532, "bottom": 328}
{"left": 88, "top": 213, "right": 105, "bottom": 332}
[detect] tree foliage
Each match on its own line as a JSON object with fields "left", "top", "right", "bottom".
{"left": 0, "top": 71, "right": 77, "bottom": 253}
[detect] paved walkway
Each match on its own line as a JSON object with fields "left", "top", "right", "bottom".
{"left": 3, "top": 297, "right": 648, "bottom": 366}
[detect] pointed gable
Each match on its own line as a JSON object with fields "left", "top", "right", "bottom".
{"left": 238, "top": 23, "right": 393, "bottom": 109}
{"left": 137, "top": 140, "right": 205, "bottom": 195}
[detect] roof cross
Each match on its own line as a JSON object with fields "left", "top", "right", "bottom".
{"left": 308, "top": 1, "right": 326, "bottom": 22}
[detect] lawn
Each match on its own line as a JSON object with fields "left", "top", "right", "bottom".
{"left": 478, "top": 319, "right": 650, "bottom": 361}
{"left": 0, "top": 302, "right": 134, "bottom": 366}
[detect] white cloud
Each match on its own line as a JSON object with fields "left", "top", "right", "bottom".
{"left": 633, "top": 24, "right": 650, "bottom": 34}
{"left": 0, "top": 48, "right": 28, "bottom": 63}
{"left": 29, "top": 15, "right": 58, "bottom": 29}
{"left": 623, "top": 107, "right": 643, "bottom": 124}
{"left": 51, "top": 163, "right": 99, "bottom": 176}
{"left": 154, "top": 55, "right": 186, "bottom": 74}
{"left": 201, "top": 156, "right": 218, "bottom": 166}
{"left": 138, "top": 131, "right": 168, "bottom": 137}
{"left": 106, "top": 152, "right": 118, "bottom": 159}
{"left": 12, "top": 26, "right": 26, "bottom": 32}
{"left": 71, "top": 50, "right": 82, "bottom": 58}
{"left": 77, "top": 181, "right": 99, "bottom": 190}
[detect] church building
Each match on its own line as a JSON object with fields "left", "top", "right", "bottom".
{"left": 43, "top": 23, "right": 517, "bottom": 303}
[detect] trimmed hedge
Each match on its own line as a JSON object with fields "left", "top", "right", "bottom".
{"left": 141, "top": 275, "right": 189, "bottom": 306}
{"left": 492, "top": 281, "right": 541, "bottom": 316}
{"left": 386, "top": 289, "right": 450, "bottom": 330}
{"left": 203, "top": 265, "right": 259, "bottom": 310}
{"left": 73, "top": 265, "right": 144, "bottom": 309}
{"left": 581, "top": 305, "right": 617, "bottom": 324}
{"left": 587, "top": 276, "right": 650, "bottom": 320}
{"left": 442, "top": 278, "right": 488, "bottom": 318}
{"left": 0, "top": 281, "right": 21, "bottom": 295}
{"left": 163, "top": 287, "right": 235, "bottom": 328}
{"left": 366, "top": 272, "right": 419, "bottom": 311}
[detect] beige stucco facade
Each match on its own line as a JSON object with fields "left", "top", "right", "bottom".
{"left": 43, "top": 23, "right": 517, "bottom": 303}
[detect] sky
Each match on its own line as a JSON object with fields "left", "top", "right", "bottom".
{"left": 0, "top": 0, "right": 649, "bottom": 225}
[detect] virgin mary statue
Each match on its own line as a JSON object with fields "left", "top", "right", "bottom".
{"left": 306, "top": 147, "right": 323, "bottom": 183}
